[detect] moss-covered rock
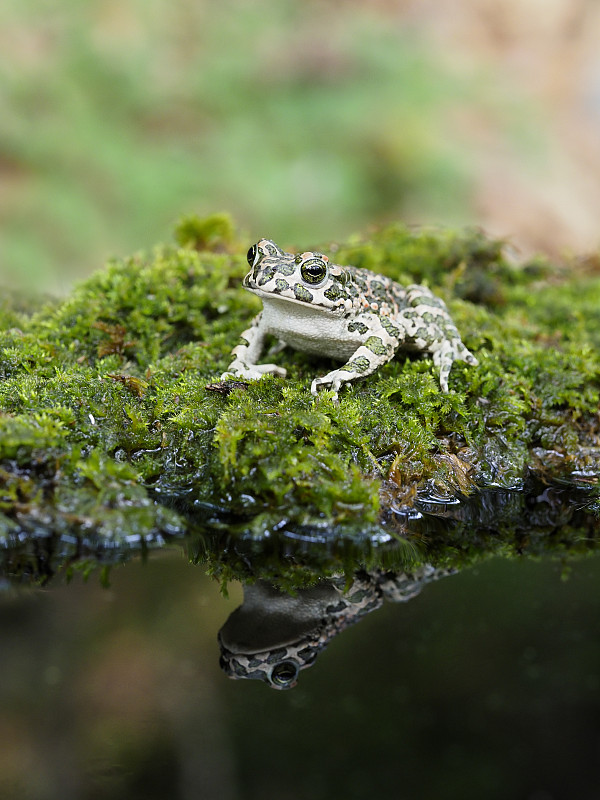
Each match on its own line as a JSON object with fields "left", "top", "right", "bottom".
{"left": 0, "top": 213, "right": 598, "bottom": 585}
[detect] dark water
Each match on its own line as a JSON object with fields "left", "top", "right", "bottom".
{"left": 1, "top": 549, "right": 600, "bottom": 800}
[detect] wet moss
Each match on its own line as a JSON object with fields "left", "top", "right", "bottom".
{"left": 0, "top": 213, "right": 598, "bottom": 566}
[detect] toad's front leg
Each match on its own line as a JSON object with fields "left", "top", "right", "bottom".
{"left": 311, "top": 316, "right": 400, "bottom": 400}
{"left": 221, "top": 312, "right": 287, "bottom": 381}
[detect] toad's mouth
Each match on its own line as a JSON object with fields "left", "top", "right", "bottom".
{"left": 246, "top": 286, "right": 345, "bottom": 315}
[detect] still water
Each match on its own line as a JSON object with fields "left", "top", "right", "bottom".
{"left": 1, "top": 548, "right": 599, "bottom": 800}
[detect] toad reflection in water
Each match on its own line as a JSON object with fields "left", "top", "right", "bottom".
{"left": 218, "top": 566, "right": 454, "bottom": 689}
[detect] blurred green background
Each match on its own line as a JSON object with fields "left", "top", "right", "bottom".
{"left": 4, "top": 0, "right": 600, "bottom": 292}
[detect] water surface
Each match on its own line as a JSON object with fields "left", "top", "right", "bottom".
{"left": 1, "top": 547, "right": 599, "bottom": 800}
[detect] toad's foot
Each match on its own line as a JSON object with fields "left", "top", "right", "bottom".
{"left": 221, "top": 360, "right": 287, "bottom": 381}
{"left": 432, "top": 342, "right": 478, "bottom": 392}
{"left": 311, "top": 343, "right": 391, "bottom": 401}
{"left": 310, "top": 370, "right": 354, "bottom": 403}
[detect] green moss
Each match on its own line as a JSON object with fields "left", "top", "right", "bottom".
{"left": 173, "top": 213, "right": 235, "bottom": 252}
{"left": 0, "top": 213, "right": 598, "bottom": 586}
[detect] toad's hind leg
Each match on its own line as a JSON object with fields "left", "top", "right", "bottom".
{"left": 399, "top": 285, "right": 478, "bottom": 391}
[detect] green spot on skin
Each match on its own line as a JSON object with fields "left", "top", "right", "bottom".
{"left": 275, "top": 278, "right": 289, "bottom": 293}
{"left": 341, "top": 356, "right": 371, "bottom": 374}
{"left": 293, "top": 284, "right": 314, "bottom": 303}
{"left": 365, "top": 336, "right": 388, "bottom": 355}
{"left": 324, "top": 284, "right": 345, "bottom": 302}
{"left": 257, "top": 265, "right": 277, "bottom": 286}
{"left": 379, "top": 316, "right": 400, "bottom": 337}
{"left": 348, "top": 321, "right": 369, "bottom": 334}
{"left": 277, "top": 261, "right": 296, "bottom": 277}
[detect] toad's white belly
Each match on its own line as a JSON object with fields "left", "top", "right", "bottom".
{"left": 260, "top": 295, "right": 361, "bottom": 361}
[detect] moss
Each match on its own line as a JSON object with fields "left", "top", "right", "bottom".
{"left": 173, "top": 212, "right": 235, "bottom": 252}
{"left": 0, "top": 213, "right": 598, "bottom": 586}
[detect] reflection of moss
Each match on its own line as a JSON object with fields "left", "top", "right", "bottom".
{"left": 0, "top": 214, "right": 598, "bottom": 567}
{"left": 3, "top": 478, "right": 599, "bottom": 590}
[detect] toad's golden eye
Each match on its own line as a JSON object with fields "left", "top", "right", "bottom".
{"left": 300, "top": 258, "right": 328, "bottom": 286}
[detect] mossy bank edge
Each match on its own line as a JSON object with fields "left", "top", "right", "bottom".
{"left": 1, "top": 214, "right": 598, "bottom": 579}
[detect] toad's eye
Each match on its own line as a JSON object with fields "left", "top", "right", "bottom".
{"left": 300, "top": 258, "right": 328, "bottom": 286}
{"left": 269, "top": 660, "right": 299, "bottom": 689}
{"left": 247, "top": 244, "right": 260, "bottom": 267}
